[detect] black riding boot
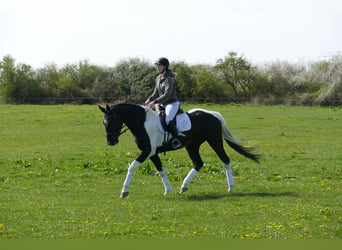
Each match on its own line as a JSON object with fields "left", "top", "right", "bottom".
{"left": 167, "top": 120, "right": 182, "bottom": 149}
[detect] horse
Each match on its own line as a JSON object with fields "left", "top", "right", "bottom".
{"left": 99, "top": 103, "right": 260, "bottom": 198}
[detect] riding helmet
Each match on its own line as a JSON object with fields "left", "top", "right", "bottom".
{"left": 154, "top": 57, "right": 169, "bottom": 68}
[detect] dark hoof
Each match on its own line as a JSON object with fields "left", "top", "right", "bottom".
{"left": 120, "top": 192, "right": 129, "bottom": 198}
{"left": 179, "top": 187, "right": 188, "bottom": 194}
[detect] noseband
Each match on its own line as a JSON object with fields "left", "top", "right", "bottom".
{"left": 109, "top": 123, "right": 128, "bottom": 137}
{"left": 105, "top": 114, "right": 128, "bottom": 138}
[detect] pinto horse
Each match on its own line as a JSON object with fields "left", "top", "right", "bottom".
{"left": 99, "top": 103, "right": 260, "bottom": 198}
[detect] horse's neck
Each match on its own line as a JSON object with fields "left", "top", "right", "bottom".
{"left": 114, "top": 104, "right": 146, "bottom": 133}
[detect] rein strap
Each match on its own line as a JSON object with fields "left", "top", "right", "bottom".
{"left": 119, "top": 124, "right": 128, "bottom": 135}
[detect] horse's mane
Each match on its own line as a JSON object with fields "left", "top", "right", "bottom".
{"left": 111, "top": 103, "right": 146, "bottom": 122}
{"left": 111, "top": 103, "right": 144, "bottom": 111}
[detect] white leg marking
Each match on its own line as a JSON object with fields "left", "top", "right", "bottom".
{"left": 224, "top": 163, "right": 234, "bottom": 192}
{"left": 159, "top": 170, "right": 172, "bottom": 195}
{"left": 180, "top": 168, "right": 198, "bottom": 193}
{"left": 121, "top": 160, "right": 141, "bottom": 196}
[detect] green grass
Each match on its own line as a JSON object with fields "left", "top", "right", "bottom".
{"left": 0, "top": 104, "right": 341, "bottom": 239}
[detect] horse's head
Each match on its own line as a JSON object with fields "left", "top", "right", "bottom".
{"left": 99, "top": 105, "right": 124, "bottom": 146}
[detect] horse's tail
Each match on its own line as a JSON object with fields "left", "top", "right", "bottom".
{"left": 212, "top": 111, "right": 261, "bottom": 163}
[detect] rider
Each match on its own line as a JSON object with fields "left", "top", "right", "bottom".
{"left": 145, "top": 57, "right": 182, "bottom": 149}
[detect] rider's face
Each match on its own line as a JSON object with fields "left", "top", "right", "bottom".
{"left": 156, "top": 64, "right": 166, "bottom": 73}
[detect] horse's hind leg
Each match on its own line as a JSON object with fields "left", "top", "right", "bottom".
{"left": 150, "top": 154, "right": 171, "bottom": 195}
{"left": 224, "top": 163, "right": 235, "bottom": 192}
{"left": 180, "top": 144, "right": 203, "bottom": 193}
{"left": 207, "top": 135, "right": 235, "bottom": 192}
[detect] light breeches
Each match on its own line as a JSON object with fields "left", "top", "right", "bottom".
{"left": 165, "top": 101, "right": 180, "bottom": 125}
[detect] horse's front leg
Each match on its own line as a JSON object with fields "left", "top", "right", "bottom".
{"left": 121, "top": 151, "right": 150, "bottom": 198}
{"left": 150, "top": 154, "right": 171, "bottom": 195}
{"left": 121, "top": 160, "right": 141, "bottom": 198}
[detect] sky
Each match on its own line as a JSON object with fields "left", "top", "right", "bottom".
{"left": 1, "top": 0, "right": 342, "bottom": 68}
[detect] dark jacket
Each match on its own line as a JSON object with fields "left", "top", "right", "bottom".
{"left": 148, "top": 70, "right": 178, "bottom": 105}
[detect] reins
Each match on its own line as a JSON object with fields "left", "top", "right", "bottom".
{"left": 119, "top": 124, "right": 128, "bottom": 135}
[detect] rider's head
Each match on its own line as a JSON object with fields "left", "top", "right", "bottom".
{"left": 154, "top": 57, "right": 169, "bottom": 73}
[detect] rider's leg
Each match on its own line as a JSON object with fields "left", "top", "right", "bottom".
{"left": 165, "top": 102, "right": 182, "bottom": 149}
{"left": 167, "top": 120, "right": 182, "bottom": 149}
{"left": 165, "top": 101, "right": 180, "bottom": 125}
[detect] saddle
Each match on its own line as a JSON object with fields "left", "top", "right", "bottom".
{"left": 156, "top": 104, "right": 184, "bottom": 131}
{"left": 154, "top": 104, "right": 191, "bottom": 133}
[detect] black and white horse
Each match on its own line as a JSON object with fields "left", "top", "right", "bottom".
{"left": 99, "top": 103, "right": 260, "bottom": 198}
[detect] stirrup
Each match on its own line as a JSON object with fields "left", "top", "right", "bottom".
{"left": 172, "top": 139, "right": 182, "bottom": 149}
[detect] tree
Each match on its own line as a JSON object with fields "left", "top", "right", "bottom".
{"left": 172, "top": 61, "right": 196, "bottom": 98}
{"left": 57, "top": 60, "right": 100, "bottom": 99}
{"left": 193, "top": 66, "right": 226, "bottom": 102}
{"left": 0, "top": 55, "right": 16, "bottom": 102}
{"left": 91, "top": 67, "right": 122, "bottom": 103}
{"left": 114, "top": 58, "right": 153, "bottom": 100}
{"left": 62, "top": 60, "right": 100, "bottom": 90}
{"left": 0, "top": 55, "right": 38, "bottom": 103}
{"left": 215, "top": 52, "right": 256, "bottom": 99}
{"left": 130, "top": 66, "right": 156, "bottom": 102}
{"left": 314, "top": 56, "right": 342, "bottom": 105}
{"left": 261, "top": 61, "right": 304, "bottom": 99}
{"left": 35, "top": 63, "right": 60, "bottom": 99}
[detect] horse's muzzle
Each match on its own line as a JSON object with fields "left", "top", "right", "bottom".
{"left": 107, "top": 139, "right": 118, "bottom": 146}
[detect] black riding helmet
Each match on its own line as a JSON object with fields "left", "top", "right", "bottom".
{"left": 154, "top": 57, "right": 169, "bottom": 69}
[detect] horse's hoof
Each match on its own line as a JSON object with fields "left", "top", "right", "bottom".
{"left": 120, "top": 191, "right": 129, "bottom": 198}
{"left": 228, "top": 186, "right": 234, "bottom": 193}
{"left": 164, "top": 188, "right": 171, "bottom": 195}
{"left": 179, "top": 187, "right": 188, "bottom": 194}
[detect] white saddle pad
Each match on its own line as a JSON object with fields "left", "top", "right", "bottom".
{"left": 156, "top": 112, "right": 192, "bottom": 133}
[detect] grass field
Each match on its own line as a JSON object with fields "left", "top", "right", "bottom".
{"left": 0, "top": 104, "right": 341, "bottom": 239}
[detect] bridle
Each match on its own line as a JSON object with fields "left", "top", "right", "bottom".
{"left": 105, "top": 113, "right": 128, "bottom": 138}
{"left": 115, "top": 124, "right": 128, "bottom": 136}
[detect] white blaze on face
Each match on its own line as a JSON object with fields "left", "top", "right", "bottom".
{"left": 103, "top": 119, "right": 108, "bottom": 126}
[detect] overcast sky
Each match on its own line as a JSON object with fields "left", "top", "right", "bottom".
{"left": 1, "top": 0, "right": 341, "bottom": 68}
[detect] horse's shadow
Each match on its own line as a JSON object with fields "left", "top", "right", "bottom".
{"left": 181, "top": 191, "right": 299, "bottom": 201}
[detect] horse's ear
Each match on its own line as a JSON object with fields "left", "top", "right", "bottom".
{"left": 98, "top": 105, "right": 106, "bottom": 113}
{"left": 106, "top": 104, "right": 112, "bottom": 114}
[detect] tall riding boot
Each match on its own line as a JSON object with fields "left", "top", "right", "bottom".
{"left": 167, "top": 120, "right": 182, "bottom": 149}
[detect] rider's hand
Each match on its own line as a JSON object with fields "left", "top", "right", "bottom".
{"left": 145, "top": 99, "right": 152, "bottom": 106}
{"left": 147, "top": 101, "right": 155, "bottom": 108}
